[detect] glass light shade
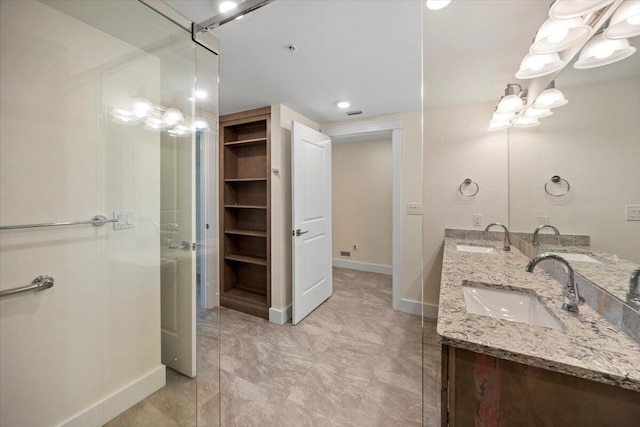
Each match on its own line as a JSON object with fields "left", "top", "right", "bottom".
{"left": 604, "top": 0, "right": 640, "bottom": 39}
{"left": 573, "top": 34, "right": 636, "bottom": 69}
{"left": 549, "top": 0, "right": 615, "bottom": 20}
{"left": 496, "top": 94, "right": 525, "bottom": 113}
{"left": 533, "top": 88, "right": 569, "bottom": 108}
{"left": 488, "top": 119, "right": 512, "bottom": 131}
{"left": 111, "top": 108, "right": 137, "bottom": 125}
{"left": 193, "top": 117, "right": 209, "bottom": 129}
{"left": 131, "top": 97, "right": 153, "bottom": 118}
{"left": 426, "top": 0, "right": 452, "bottom": 11}
{"left": 492, "top": 111, "right": 516, "bottom": 121}
{"left": 530, "top": 18, "right": 591, "bottom": 54}
{"left": 523, "top": 107, "right": 554, "bottom": 119}
{"left": 513, "top": 116, "right": 541, "bottom": 128}
{"left": 163, "top": 108, "right": 184, "bottom": 126}
{"left": 168, "top": 125, "right": 191, "bottom": 137}
{"left": 515, "top": 52, "right": 565, "bottom": 79}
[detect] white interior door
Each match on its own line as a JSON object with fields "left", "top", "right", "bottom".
{"left": 291, "top": 121, "right": 332, "bottom": 325}
{"left": 160, "top": 132, "right": 196, "bottom": 377}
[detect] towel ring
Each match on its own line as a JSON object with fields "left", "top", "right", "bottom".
{"left": 544, "top": 175, "right": 570, "bottom": 197}
{"left": 459, "top": 178, "right": 479, "bottom": 197}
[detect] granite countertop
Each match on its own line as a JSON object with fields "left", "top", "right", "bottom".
{"left": 437, "top": 234, "right": 640, "bottom": 392}
{"left": 536, "top": 244, "right": 638, "bottom": 305}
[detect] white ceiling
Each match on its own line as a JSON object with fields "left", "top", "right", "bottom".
{"left": 166, "top": 0, "right": 422, "bottom": 123}
{"left": 165, "top": 0, "right": 640, "bottom": 122}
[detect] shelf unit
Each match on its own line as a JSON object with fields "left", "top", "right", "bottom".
{"left": 219, "top": 107, "right": 271, "bottom": 319}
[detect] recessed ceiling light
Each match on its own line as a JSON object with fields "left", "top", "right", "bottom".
{"left": 219, "top": 1, "right": 237, "bottom": 14}
{"left": 426, "top": 0, "right": 452, "bottom": 11}
{"left": 336, "top": 100, "right": 351, "bottom": 109}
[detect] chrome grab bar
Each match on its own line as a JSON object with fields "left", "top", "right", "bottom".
{"left": 0, "top": 275, "right": 54, "bottom": 298}
{"left": 0, "top": 215, "right": 116, "bottom": 231}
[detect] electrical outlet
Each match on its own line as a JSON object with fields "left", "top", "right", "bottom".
{"left": 340, "top": 250, "right": 351, "bottom": 257}
{"left": 407, "top": 203, "right": 423, "bottom": 215}
{"left": 626, "top": 205, "right": 640, "bottom": 221}
{"left": 353, "top": 242, "right": 358, "bottom": 251}
{"left": 472, "top": 214, "right": 482, "bottom": 227}
{"left": 538, "top": 216, "right": 550, "bottom": 225}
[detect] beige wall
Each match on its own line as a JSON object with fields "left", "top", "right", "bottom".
{"left": 509, "top": 77, "right": 640, "bottom": 263}
{"left": 270, "top": 104, "right": 320, "bottom": 311}
{"left": 422, "top": 101, "right": 510, "bottom": 306}
{"left": 0, "top": 1, "right": 164, "bottom": 425}
{"left": 332, "top": 139, "right": 393, "bottom": 267}
{"left": 323, "top": 111, "right": 424, "bottom": 305}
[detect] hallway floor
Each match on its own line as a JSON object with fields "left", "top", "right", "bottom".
{"left": 106, "top": 268, "right": 440, "bottom": 426}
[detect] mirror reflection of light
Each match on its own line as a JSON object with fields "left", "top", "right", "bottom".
{"left": 219, "top": 1, "right": 237, "bottom": 13}
{"left": 131, "top": 97, "right": 153, "bottom": 118}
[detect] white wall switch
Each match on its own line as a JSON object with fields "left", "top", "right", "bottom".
{"left": 538, "top": 216, "right": 550, "bottom": 225}
{"left": 626, "top": 205, "right": 640, "bottom": 221}
{"left": 407, "top": 203, "right": 423, "bottom": 215}
{"left": 472, "top": 214, "right": 482, "bottom": 227}
{"left": 113, "top": 209, "right": 135, "bottom": 230}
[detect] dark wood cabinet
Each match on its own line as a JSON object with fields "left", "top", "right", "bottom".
{"left": 219, "top": 107, "right": 271, "bottom": 319}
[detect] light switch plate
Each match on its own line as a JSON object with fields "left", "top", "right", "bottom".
{"left": 538, "top": 216, "right": 550, "bottom": 225}
{"left": 113, "top": 209, "right": 135, "bottom": 230}
{"left": 626, "top": 205, "right": 640, "bottom": 221}
{"left": 472, "top": 214, "right": 482, "bottom": 227}
{"left": 407, "top": 203, "right": 423, "bottom": 215}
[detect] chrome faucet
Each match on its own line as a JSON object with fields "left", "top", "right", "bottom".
{"left": 526, "top": 253, "right": 581, "bottom": 313}
{"left": 628, "top": 267, "right": 640, "bottom": 304}
{"left": 485, "top": 223, "right": 510, "bottom": 251}
{"left": 532, "top": 224, "right": 560, "bottom": 247}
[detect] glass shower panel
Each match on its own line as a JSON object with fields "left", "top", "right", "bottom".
{"left": 0, "top": 1, "right": 219, "bottom": 426}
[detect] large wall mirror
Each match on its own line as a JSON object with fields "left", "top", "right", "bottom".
{"left": 509, "top": 32, "right": 640, "bottom": 308}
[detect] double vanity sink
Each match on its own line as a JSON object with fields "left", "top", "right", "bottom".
{"left": 439, "top": 229, "right": 640, "bottom": 424}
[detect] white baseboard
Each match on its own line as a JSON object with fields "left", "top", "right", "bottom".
{"left": 332, "top": 259, "right": 392, "bottom": 275}
{"left": 58, "top": 364, "right": 166, "bottom": 427}
{"left": 395, "top": 298, "right": 439, "bottom": 319}
{"left": 269, "top": 304, "right": 292, "bottom": 325}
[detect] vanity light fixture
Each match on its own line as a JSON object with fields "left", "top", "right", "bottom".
{"left": 513, "top": 116, "right": 541, "bottom": 128}
{"left": 426, "top": 0, "right": 452, "bottom": 11}
{"left": 193, "top": 117, "right": 210, "bottom": 129}
{"left": 530, "top": 18, "right": 591, "bottom": 54}
{"left": 488, "top": 119, "right": 512, "bottom": 131}
{"left": 523, "top": 107, "right": 554, "bottom": 119}
{"left": 163, "top": 108, "right": 185, "bottom": 126}
{"left": 604, "top": 0, "right": 640, "bottom": 39}
{"left": 533, "top": 81, "right": 568, "bottom": 109}
{"left": 131, "top": 97, "right": 154, "bottom": 119}
{"left": 549, "top": 0, "right": 615, "bottom": 20}
{"left": 496, "top": 84, "right": 527, "bottom": 113}
{"left": 515, "top": 52, "right": 565, "bottom": 79}
{"left": 336, "top": 100, "right": 352, "bottom": 109}
{"left": 111, "top": 108, "right": 137, "bottom": 125}
{"left": 573, "top": 33, "right": 636, "bottom": 68}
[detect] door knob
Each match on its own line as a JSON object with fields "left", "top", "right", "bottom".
{"left": 295, "top": 229, "right": 309, "bottom": 236}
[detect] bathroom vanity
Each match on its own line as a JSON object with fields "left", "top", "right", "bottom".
{"left": 437, "top": 230, "right": 640, "bottom": 426}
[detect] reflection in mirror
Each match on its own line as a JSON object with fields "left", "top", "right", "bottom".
{"left": 509, "top": 33, "right": 640, "bottom": 309}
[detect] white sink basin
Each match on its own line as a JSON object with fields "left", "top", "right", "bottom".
{"left": 462, "top": 284, "right": 561, "bottom": 330}
{"left": 547, "top": 252, "right": 601, "bottom": 263}
{"left": 456, "top": 244, "right": 495, "bottom": 254}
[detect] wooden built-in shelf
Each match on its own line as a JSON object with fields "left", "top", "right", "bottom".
{"left": 220, "top": 106, "right": 271, "bottom": 320}
{"left": 225, "top": 254, "right": 268, "bottom": 266}
{"left": 225, "top": 229, "right": 267, "bottom": 238}
{"left": 224, "top": 178, "right": 267, "bottom": 182}
{"left": 224, "top": 204, "right": 267, "bottom": 209}
{"left": 224, "top": 137, "right": 267, "bottom": 147}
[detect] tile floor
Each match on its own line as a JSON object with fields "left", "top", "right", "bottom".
{"left": 107, "top": 268, "right": 441, "bottom": 426}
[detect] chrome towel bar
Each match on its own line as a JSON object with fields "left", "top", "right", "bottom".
{"left": 0, "top": 214, "right": 116, "bottom": 231}
{"left": 0, "top": 275, "right": 54, "bottom": 298}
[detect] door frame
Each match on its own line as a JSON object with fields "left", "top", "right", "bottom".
{"left": 321, "top": 119, "right": 411, "bottom": 314}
